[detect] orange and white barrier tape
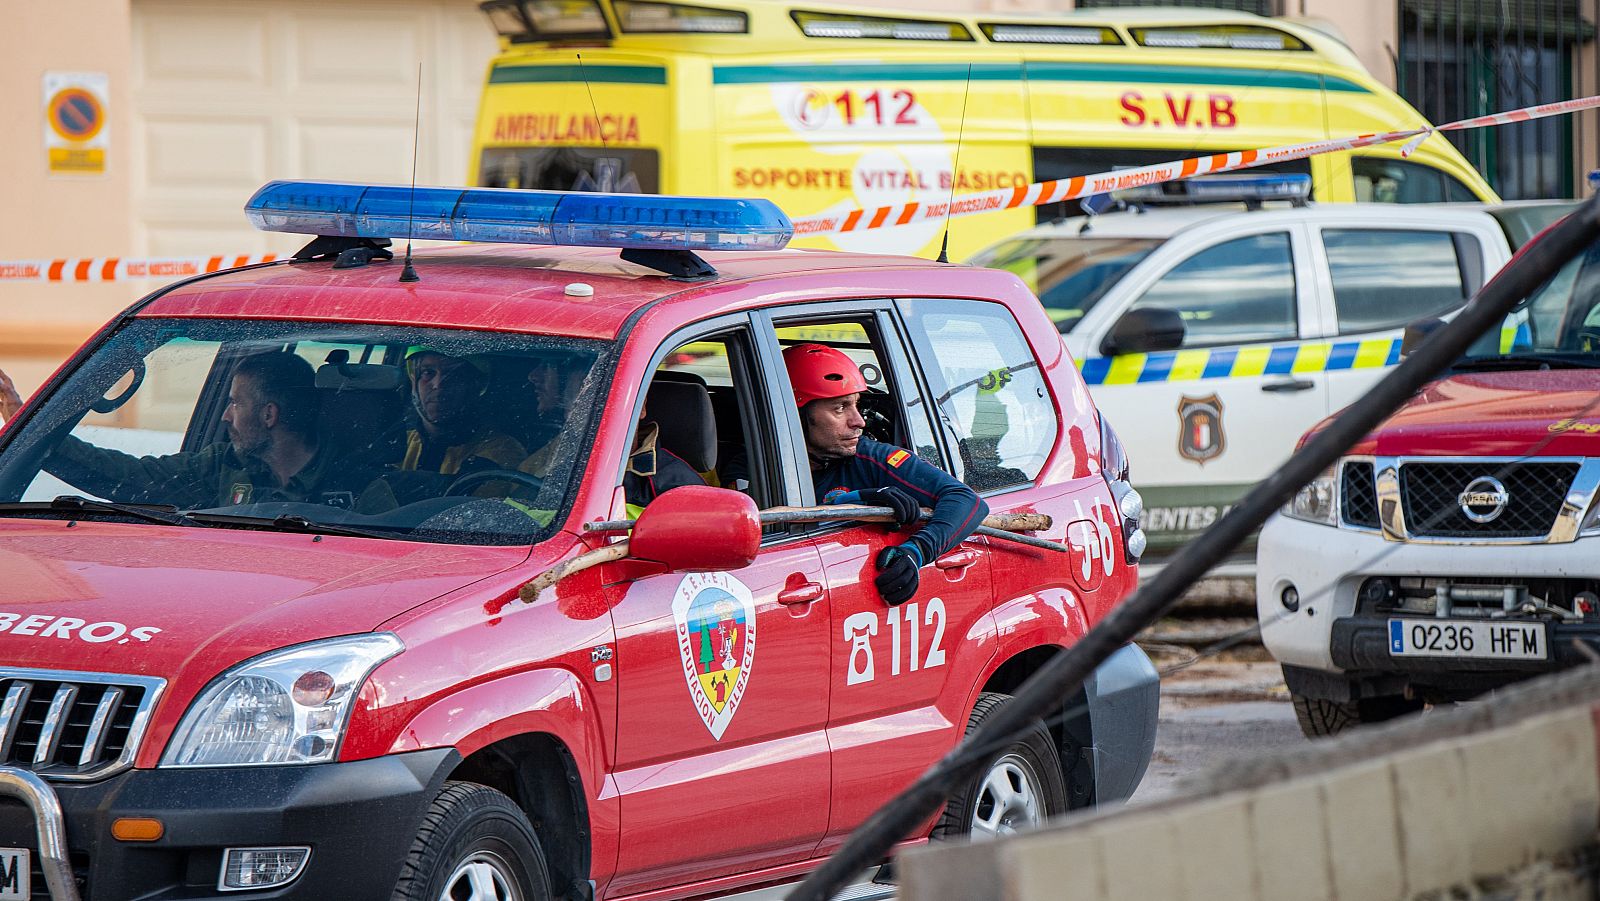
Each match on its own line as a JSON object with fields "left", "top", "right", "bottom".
{"left": 791, "top": 93, "right": 1600, "bottom": 237}
{"left": 8, "top": 93, "right": 1600, "bottom": 275}
{"left": 0, "top": 255, "right": 278, "bottom": 283}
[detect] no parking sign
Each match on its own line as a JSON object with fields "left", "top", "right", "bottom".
{"left": 43, "top": 72, "right": 109, "bottom": 176}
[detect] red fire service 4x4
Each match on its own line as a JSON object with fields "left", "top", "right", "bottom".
{"left": 0, "top": 183, "right": 1155, "bottom": 900}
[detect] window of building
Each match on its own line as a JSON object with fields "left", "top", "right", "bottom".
{"left": 1397, "top": 0, "right": 1593, "bottom": 200}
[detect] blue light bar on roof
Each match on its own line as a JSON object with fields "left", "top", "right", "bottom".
{"left": 1115, "top": 173, "right": 1312, "bottom": 206}
{"left": 244, "top": 181, "right": 794, "bottom": 252}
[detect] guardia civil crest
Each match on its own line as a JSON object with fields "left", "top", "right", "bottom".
{"left": 672, "top": 572, "right": 757, "bottom": 740}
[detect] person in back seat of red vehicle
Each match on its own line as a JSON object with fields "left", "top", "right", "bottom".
{"left": 620, "top": 394, "right": 703, "bottom": 518}
{"left": 783, "top": 343, "right": 988, "bottom": 607}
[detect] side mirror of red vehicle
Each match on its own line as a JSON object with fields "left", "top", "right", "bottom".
{"left": 630, "top": 485, "right": 760, "bottom": 572}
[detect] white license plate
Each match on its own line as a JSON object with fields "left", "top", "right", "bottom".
{"left": 0, "top": 847, "right": 28, "bottom": 899}
{"left": 1388, "top": 618, "right": 1547, "bottom": 660}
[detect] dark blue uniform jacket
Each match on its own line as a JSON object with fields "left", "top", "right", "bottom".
{"left": 813, "top": 437, "right": 988, "bottom": 562}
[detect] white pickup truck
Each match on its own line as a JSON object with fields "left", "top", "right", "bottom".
{"left": 971, "top": 179, "right": 1574, "bottom": 586}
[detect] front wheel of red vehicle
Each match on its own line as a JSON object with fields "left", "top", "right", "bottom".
{"left": 393, "top": 781, "right": 552, "bottom": 901}
{"left": 933, "top": 692, "right": 1069, "bottom": 841}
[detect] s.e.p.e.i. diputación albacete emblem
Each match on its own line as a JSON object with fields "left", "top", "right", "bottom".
{"left": 673, "top": 572, "right": 757, "bottom": 740}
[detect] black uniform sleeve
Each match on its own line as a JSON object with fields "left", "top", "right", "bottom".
{"left": 854, "top": 439, "right": 988, "bottom": 561}
{"left": 45, "top": 437, "right": 226, "bottom": 507}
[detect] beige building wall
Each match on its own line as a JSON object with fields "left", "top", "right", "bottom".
{"left": 1292, "top": 0, "right": 1400, "bottom": 89}
{"left": 0, "top": 0, "right": 494, "bottom": 406}
{"left": 0, "top": 0, "right": 137, "bottom": 400}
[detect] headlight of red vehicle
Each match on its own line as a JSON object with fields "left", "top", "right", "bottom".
{"left": 162, "top": 634, "right": 403, "bottom": 767}
{"left": 1100, "top": 414, "right": 1146, "bottom": 564}
{"left": 1283, "top": 465, "right": 1339, "bottom": 526}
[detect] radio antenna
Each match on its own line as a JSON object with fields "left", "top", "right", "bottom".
{"left": 399, "top": 62, "right": 423, "bottom": 283}
{"left": 576, "top": 53, "right": 608, "bottom": 153}
{"left": 935, "top": 63, "right": 973, "bottom": 264}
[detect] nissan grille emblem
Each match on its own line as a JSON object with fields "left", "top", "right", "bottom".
{"left": 1458, "top": 475, "right": 1510, "bottom": 523}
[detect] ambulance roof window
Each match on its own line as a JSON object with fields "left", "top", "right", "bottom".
{"left": 616, "top": 0, "right": 747, "bottom": 34}
{"left": 1129, "top": 24, "right": 1308, "bottom": 51}
{"left": 979, "top": 23, "right": 1122, "bottom": 45}
{"left": 479, "top": 0, "right": 613, "bottom": 43}
{"left": 790, "top": 10, "right": 974, "bottom": 41}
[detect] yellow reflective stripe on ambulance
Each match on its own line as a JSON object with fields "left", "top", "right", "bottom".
{"left": 1078, "top": 337, "right": 1401, "bottom": 386}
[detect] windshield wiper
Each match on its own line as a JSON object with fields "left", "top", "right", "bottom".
{"left": 183, "top": 511, "right": 390, "bottom": 539}
{"left": 1452, "top": 352, "right": 1600, "bottom": 372}
{"left": 0, "top": 495, "right": 198, "bottom": 527}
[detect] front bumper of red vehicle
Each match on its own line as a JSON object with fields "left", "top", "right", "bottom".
{"left": 0, "top": 748, "right": 456, "bottom": 900}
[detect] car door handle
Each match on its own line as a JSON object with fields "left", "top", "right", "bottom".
{"left": 935, "top": 549, "right": 981, "bottom": 571}
{"left": 1261, "top": 377, "right": 1315, "bottom": 393}
{"left": 777, "top": 582, "right": 825, "bottom": 605}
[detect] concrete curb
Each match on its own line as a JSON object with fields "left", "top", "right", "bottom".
{"left": 901, "top": 665, "right": 1600, "bottom": 901}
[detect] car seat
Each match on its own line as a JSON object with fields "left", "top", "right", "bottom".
{"left": 645, "top": 378, "right": 717, "bottom": 477}
{"left": 314, "top": 362, "right": 406, "bottom": 467}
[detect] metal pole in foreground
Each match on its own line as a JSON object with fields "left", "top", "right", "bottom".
{"left": 785, "top": 194, "right": 1600, "bottom": 901}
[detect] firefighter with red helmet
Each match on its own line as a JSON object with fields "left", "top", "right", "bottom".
{"left": 783, "top": 343, "right": 988, "bottom": 606}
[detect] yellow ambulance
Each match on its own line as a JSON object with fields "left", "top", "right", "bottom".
{"left": 470, "top": 0, "right": 1496, "bottom": 260}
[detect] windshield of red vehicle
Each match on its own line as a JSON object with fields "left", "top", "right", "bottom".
{"left": 969, "top": 235, "right": 1161, "bottom": 333}
{"left": 1464, "top": 237, "right": 1600, "bottom": 362}
{"left": 0, "top": 319, "right": 608, "bottom": 545}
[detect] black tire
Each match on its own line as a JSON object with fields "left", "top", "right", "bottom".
{"left": 933, "top": 692, "right": 1069, "bottom": 841}
{"left": 392, "top": 781, "right": 552, "bottom": 901}
{"left": 1291, "top": 692, "right": 1425, "bottom": 739}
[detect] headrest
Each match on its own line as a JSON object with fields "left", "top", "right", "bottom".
{"left": 654, "top": 369, "right": 708, "bottom": 387}
{"left": 646, "top": 379, "right": 716, "bottom": 472}
{"left": 315, "top": 363, "right": 403, "bottom": 392}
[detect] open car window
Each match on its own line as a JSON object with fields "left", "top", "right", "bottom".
{"left": 0, "top": 319, "right": 609, "bottom": 546}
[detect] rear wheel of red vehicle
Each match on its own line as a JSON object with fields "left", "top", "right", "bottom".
{"left": 933, "top": 692, "right": 1069, "bottom": 841}
{"left": 393, "top": 781, "right": 552, "bottom": 901}
{"left": 1291, "top": 692, "right": 1425, "bottom": 738}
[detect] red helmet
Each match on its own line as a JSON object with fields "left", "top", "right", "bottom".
{"left": 783, "top": 343, "right": 869, "bottom": 408}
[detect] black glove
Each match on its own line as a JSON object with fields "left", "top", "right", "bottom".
{"left": 859, "top": 486, "right": 921, "bottom": 530}
{"left": 874, "top": 543, "right": 924, "bottom": 606}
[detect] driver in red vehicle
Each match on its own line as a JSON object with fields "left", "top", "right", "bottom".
{"left": 0, "top": 352, "right": 368, "bottom": 508}
{"left": 784, "top": 343, "right": 989, "bottom": 606}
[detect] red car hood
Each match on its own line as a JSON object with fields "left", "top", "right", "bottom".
{"left": 1342, "top": 369, "right": 1600, "bottom": 457}
{"left": 0, "top": 518, "right": 530, "bottom": 679}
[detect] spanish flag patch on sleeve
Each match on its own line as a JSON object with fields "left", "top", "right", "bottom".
{"left": 886, "top": 449, "right": 910, "bottom": 468}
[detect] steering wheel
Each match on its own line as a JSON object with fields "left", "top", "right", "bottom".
{"left": 90, "top": 359, "right": 146, "bottom": 414}
{"left": 1574, "top": 326, "right": 1600, "bottom": 353}
{"left": 444, "top": 469, "right": 544, "bottom": 497}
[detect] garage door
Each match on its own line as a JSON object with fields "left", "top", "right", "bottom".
{"left": 132, "top": 0, "right": 497, "bottom": 259}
